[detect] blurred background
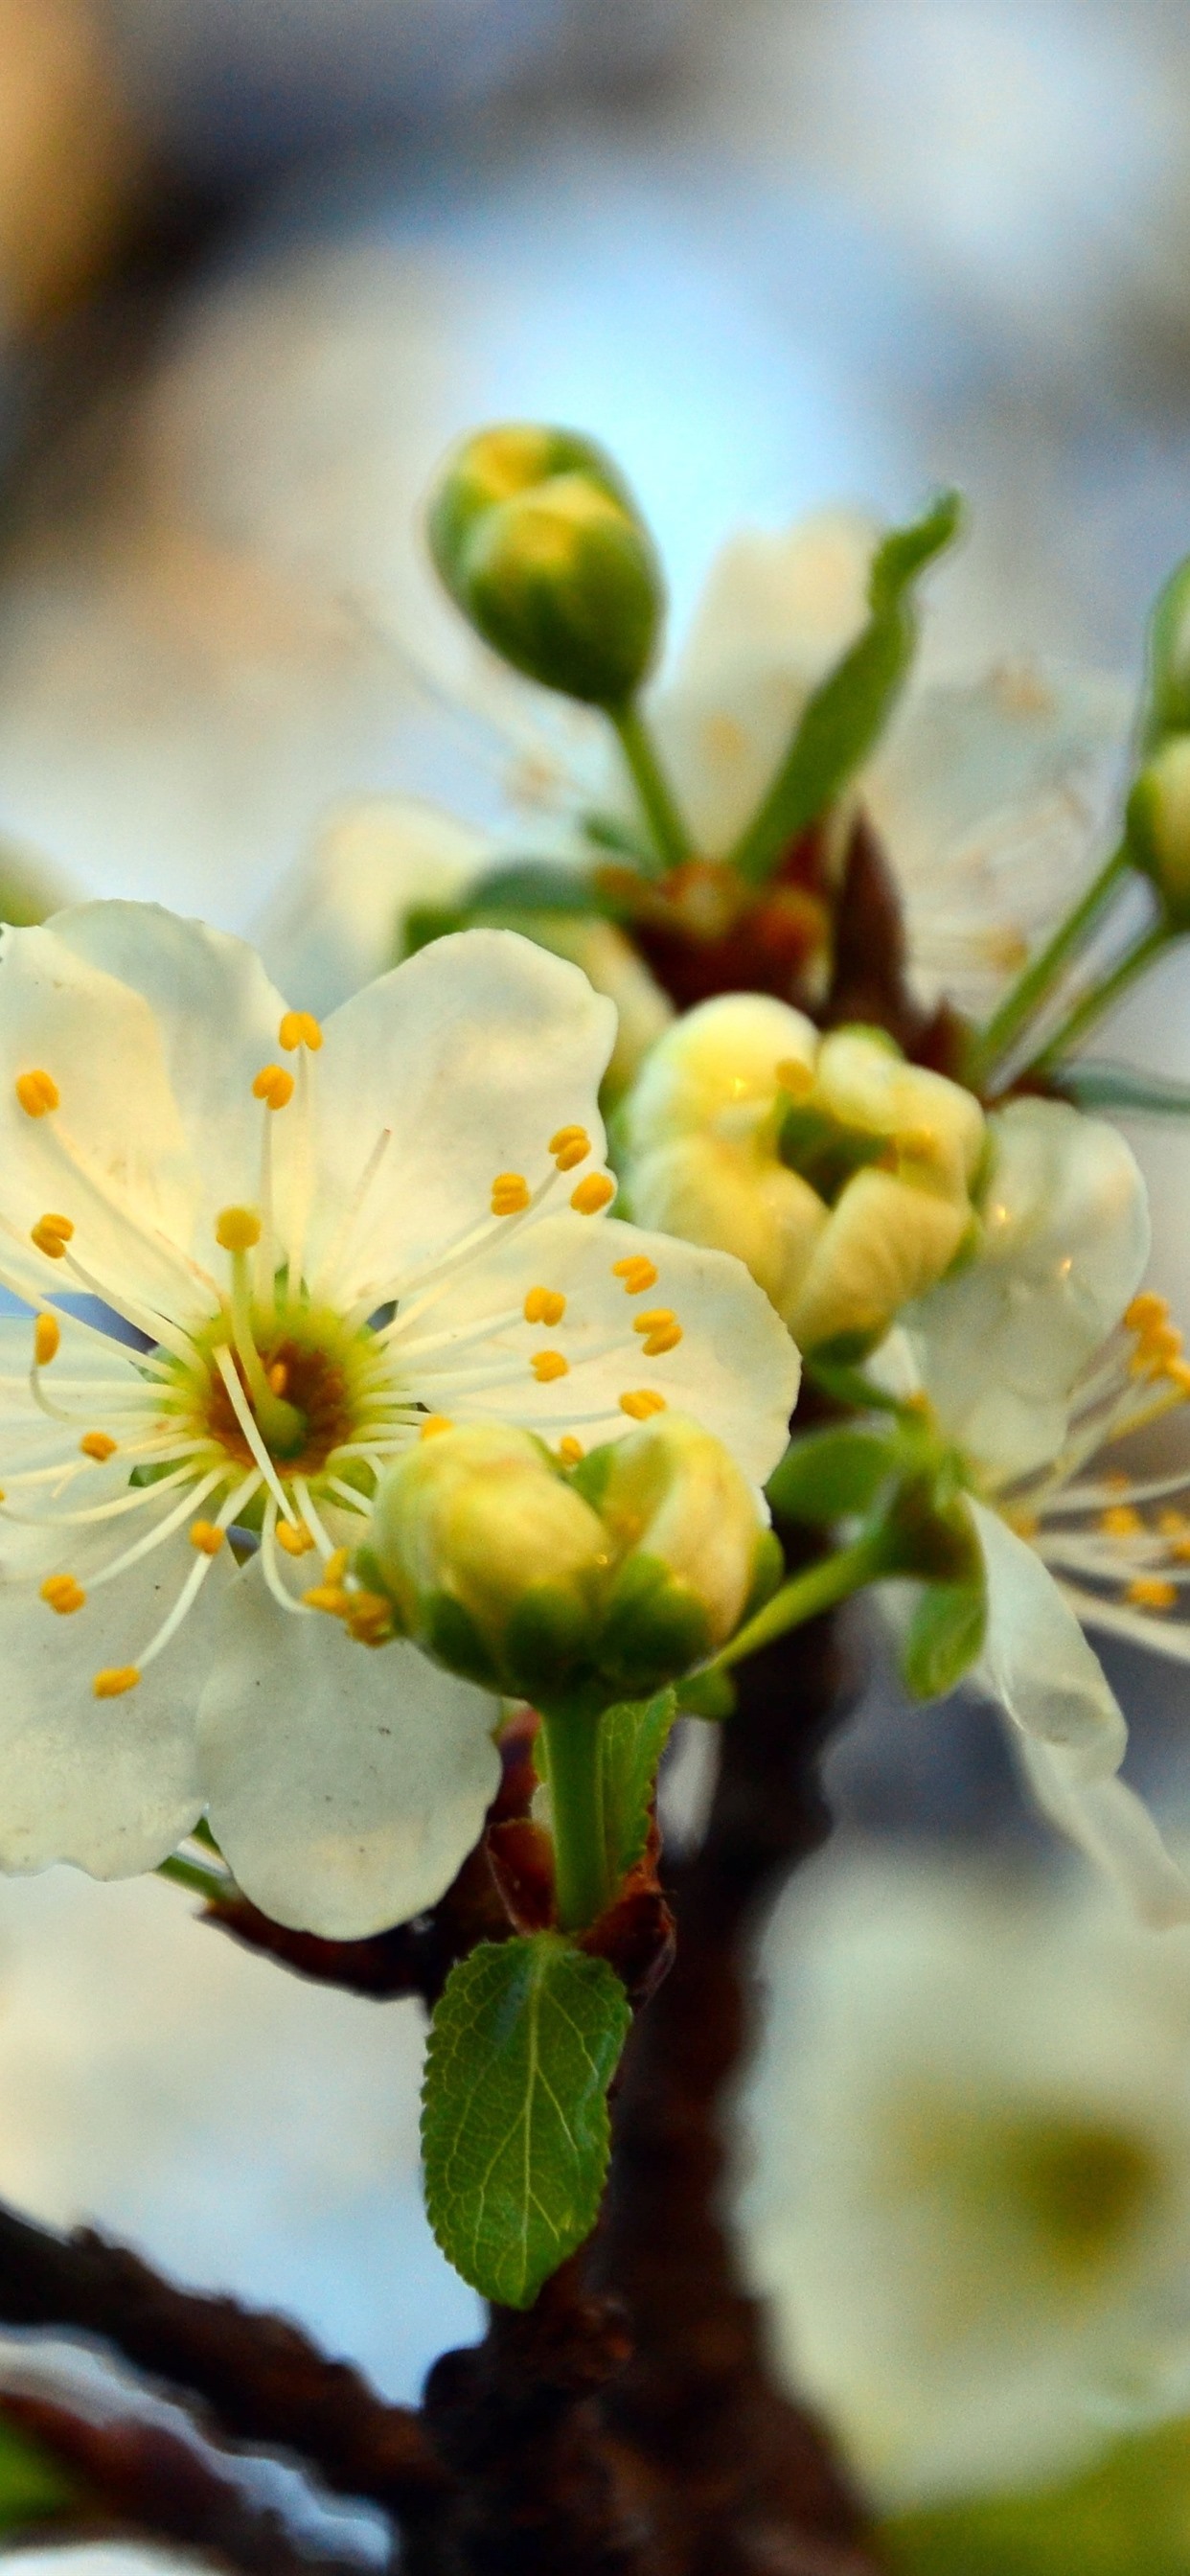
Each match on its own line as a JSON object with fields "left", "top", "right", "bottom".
{"left": 7, "top": 2, "right": 1190, "bottom": 2558}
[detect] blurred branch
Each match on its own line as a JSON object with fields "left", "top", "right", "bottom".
{"left": 0, "top": 2203, "right": 446, "bottom": 2518}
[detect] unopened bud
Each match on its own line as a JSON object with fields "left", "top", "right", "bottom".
{"left": 581, "top": 1414, "right": 771, "bottom": 1693}
{"left": 370, "top": 1422, "right": 606, "bottom": 1694}
{"left": 1128, "top": 738, "right": 1190, "bottom": 925}
{"left": 427, "top": 423, "right": 663, "bottom": 707}
{"left": 1142, "top": 550, "right": 1190, "bottom": 749}
{"left": 624, "top": 995, "right": 985, "bottom": 1357}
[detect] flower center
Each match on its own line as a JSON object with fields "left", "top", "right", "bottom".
{"left": 186, "top": 1304, "right": 371, "bottom": 1480}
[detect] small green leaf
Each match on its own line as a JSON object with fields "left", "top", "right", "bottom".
{"left": 729, "top": 490, "right": 963, "bottom": 885}
{"left": 1058, "top": 1058, "right": 1190, "bottom": 1118}
{"left": 882, "top": 2412, "right": 1190, "bottom": 2576}
{"left": 900, "top": 1577, "right": 987, "bottom": 1700}
{"left": 767, "top": 1427, "right": 898, "bottom": 1526}
{"left": 598, "top": 1687, "right": 677, "bottom": 1883}
{"left": 466, "top": 860, "right": 607, "bottom": 917}
{"left": 423, "top": 1934, "right": 631, "bottom": 2310}
{"left": 0, "top": 2414, "right": 76, "bottom": 2534}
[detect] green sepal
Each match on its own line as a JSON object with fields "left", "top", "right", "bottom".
{"left": 597, "top": 1686, "right": 677, "bottom": 1883}
{"left": 403, "top": 902, "right": 469, "bottom": 955}
{"left": 778, "top": 1100, "right": 889, "bottom": 1200}
{"left": 422, "top": 1591, "right": 502, "bottom": 1690}
{"left": 767, "top": 1426, "right": 899, "bottom": 1527}
{"left": 677, "top": 1665, "right": 738, "bottom": 1721}
{"left": 900, "top": 1576, "right": 988, "bottom": 1700}
{"left": 744, "top": 1527, "right": 785, "bottom": 1617}
{"left": 422, "top": 1933, "right": 631, "bottom": 2309}
{"left": 882, "top": 1478, "right": 983, "bottom": 1585}
{"left": 0, "top": 2412, "right": 77, "bottom": 2535}
{"left": 729, "top": 489, "right": 963, "bottom": 885}
{"left": 882, "top": 2412, "right": 1190, "bottom": 2576}
{"left": 1141, "top": 549, "right": 1190, "bottom": 750}
{"left": 1058, "top": 1058, "right": 1190, "bottom": 1118}
{"left": 503, "top": 1583, "right": 598, "bottom": 1697}
{"left": 466, "top": 860, "right": 609, "bottom": 918}
{"left": 596, "top": 1552, "right": 711, "bottom": 1694}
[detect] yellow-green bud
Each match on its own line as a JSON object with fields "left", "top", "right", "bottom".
{"left": 426, "top": 423, "right": 663, "bottom": 707}
{"left": 1127, "top": 738, "right": 1190, "bottom": 925}
{"left": 1143, "top": 550, "right": 1190, "bottom": 749}
{"left": 623, "top": 995, "right": 986, "bottom": 1359}
{"left": 367, "top": 1414, "right": 768, "bottom": 1702}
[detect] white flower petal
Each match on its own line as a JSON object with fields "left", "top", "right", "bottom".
{"left": 866, "top": 666, "right": 1133, "bottom": 1015}
{"left": 401, "top": 1207, "right": 801, "bottom": 1487}
{"left": 46, "top": 901, "right": 291, "bottom": 1250}
{"left": 198, "top": 1558, "right": 501, "bottom": 1938}
{"left": 256, "top": 795, "right": 492, "bottom": 1021}
{"left": 1016, "top": 1736, "right": 1190, "bottom": 1930}
{"left": 972, "top": 1498, "right": 1128, "bottom": 1780}
{"left": 310, "top": 929, "right": 617, "bottom": 1302}
{"left": 904, "top": 1098, "right": 1150, "bottom": 1484}
{"left": 0, "top": 1525, "right": 231, "bottom": 1877}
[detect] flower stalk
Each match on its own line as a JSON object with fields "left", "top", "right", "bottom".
{"left": 608, "top": 700, "right": 694, "bottom": 876}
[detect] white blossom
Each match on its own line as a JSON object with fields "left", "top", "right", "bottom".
{"left": 0, "top": 902, "right": 797, "bottom": 1936}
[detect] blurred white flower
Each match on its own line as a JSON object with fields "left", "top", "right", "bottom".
{"left": 880, "top": 1095, "right": 1190, "bottom": 1923}
{"left": 0, "top": 902, "right": 795, "bottom": 1936}
{"left": 737, "top": 1850, "right": 1190, "bottom": 2510}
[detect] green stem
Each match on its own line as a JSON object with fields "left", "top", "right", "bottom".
{"left": 539, "top": 1703, "right": 611, "bottom": 1933}
{"left": 609, "top": 701, "right": 694, "bottom": 877}
{"left": 971, "top": 840, "right": 1131, "bottom": 1084}
{"left": 712, "top": 1530, "right": 893, "bottom": 1675}
{"left": 1022, "top": 923, "right": 1171, "bottom": 1077}
{"left": 157, "top": 1853, "right": 228, "bottom": 1900}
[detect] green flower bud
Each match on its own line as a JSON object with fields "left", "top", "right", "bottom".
{"left": 1142, "top": 550, "right": 1190, "bottom": 749}
{"left": 426, "top": 423, "right": 663, "bottom": 707}
{"left": 1127, "top": 739, "right": 1190, "bottom": 925}
{"left": 583, "top": 1413, "right": 768, "bottom": 1693}
{"left": 370, "top": 1422, "right": 607, "bottom": 1696}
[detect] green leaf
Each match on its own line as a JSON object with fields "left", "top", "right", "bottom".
{"left": 882, "top": 2413, "right": 1190, "bottom": 2576}
{"left": 1058, "top": 1058, "right": 1190, "bottom": 1118}
{"left": 0, "top": 2414, "right": 76, "bottom": 2534}
{"left": 598, "top": 1687, "right": 677, "bottom": 1883}
{"left": 729, "top": 490, "right": 963, "bottom": 885}
{"left": 422, "top": 1934, "right": 631, "bottom": 2310}
{"left": 767, "top": 1427, "right": 898, "bottom": 1526}
{"left": 900, "top": 1577, "right": 987, "bottom": 1700}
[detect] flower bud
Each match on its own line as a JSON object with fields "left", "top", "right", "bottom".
{"left": 1127, "top": 738, "right": 1190, "bottom": 926}
{"left": 623, "top": 994, "right": 985, "bottom": 1357}
{"left": 426, "top": 424, "right": 663, "bottom": 707}
{"left": 1142, "top": 549, "right": 1190, "bottom": 748}
{"left": 369, "top": 1422, "right": 607, "bottom": 1696}
{"left": 582, "top": 1414, "right": 771, "bottom": 1693}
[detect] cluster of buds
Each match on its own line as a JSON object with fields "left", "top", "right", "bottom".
{"left": 621, "top": 993, "right": 986, "bottom": 1357}
{"left": 349, "top": 1414, "right": 778, "bottom": 1705}
{"left": 428, "top": 424, "right": 664, "bottom": 710}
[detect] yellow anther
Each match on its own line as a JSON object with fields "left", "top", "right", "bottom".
{"left": 267, "top": 1362, "right": 288, "bottom": 1395}
{"left": 345, "top": 1591, "right": 394, "bottom": 1645}
{"left": 190, "top": 1520, "right": 226, "bottom": 1555}
{"left": 80, "top": 1432, "right": 117, "bottom": 1462}
{"left": 633, "top": 1308, "right": 676, "bottom": 1335}
{"left": 304, "top": 1583, "right": 351, "bottom": 1617}
{"left": 1099, "top": 1505, "right": 1143, "bottom": 1538}
{"left": 550, "top": 1125, "right": 591, "bottom": 1172}
{"left": 558, "top": 1436, "right": 584, "bottom": 1465}
{"left": 620, "top": 1390, "right": 667, "bottom": 1420}
{"left": 531, "top": 1350, "right": 569, "bottom": 1382}
{"left": 1170, "top": 1539, "right": 1190, "bottom": 1565}
{"left": 1126, "top": 1293, "right": 1168, "bottom": 1332}
{"left": 524, "top": 1287, "right": 566, "bottom": 1326}
{"left": 14, "top": 1069, "right": 59, "bottom": 1118}
{"left": 31, "top": 1213, "right": 73, "bottom": 1259}
{"left": 215, "top": 1205, "right": 262, "bottom": 1253}
{"left": 40, "top": 1575, "right": 85, "bottom": 1615}
{"left": 492, "top": 1172, "right": 531, "bottom": 1216}
{"left": 1003, "top": 1506, "right": 1040, "bottom": 1539}
{"left": 612, "top": 1256, "right": 658, "bottom": 1296}
{"left": 34, "top": 1314, "right": 59, "bottom": 1367}
{"left": 325, "top": 1548, "right": 350, "bottom": 1586}
{"left": 1127, "top": 1576, "right": 1178, "bottom": 1611}
{"left": 642, "top": 1322, "right": 683, "bottom": 1357}
{"left": 775, "top": 1056, "right": 814, "bottom": 1100}
{"left": 253, "top": 1063, "right": 295, "bottom": 1111}
{"left": 571, "top": 1173, "right": 615, "bottom": 1215}
{"left": 93, "top": 1666, "right": 141, "bottom": 1698}
{"left": 1159, "top": 1509, "right": 1190, "bottom": 1536}
{"left": 276, "top": 1519, "right": 315, "bottom": 1556}
{"left": 278, "top": 1009, "right": 323, "bottom": 1052}
{"left": 1169, "top": 1361, "right": 1190, "bottom": 1394}
{"left": 420, "top": 1414, "right": 454, "bottom": 1440}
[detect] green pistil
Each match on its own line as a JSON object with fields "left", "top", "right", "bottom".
{"left": 227, "top": 1249, "right": 306, "bottom": 1451}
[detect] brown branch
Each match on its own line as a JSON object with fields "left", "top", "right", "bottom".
{"left": 0, "top": 2202, "right": 446, "bottom": 2519}
{"left": 0, "top": 2391, "right": 359, "bottom": 2574}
